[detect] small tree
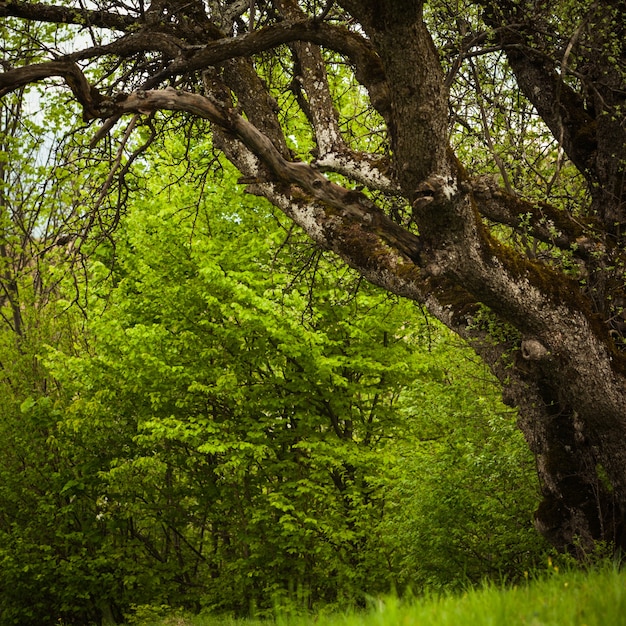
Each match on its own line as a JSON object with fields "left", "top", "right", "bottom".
{"left": 1, "top": 0, "right": 625, "bottom": 554}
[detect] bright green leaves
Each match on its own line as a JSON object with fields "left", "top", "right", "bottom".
{"left": 0, "top": 145, "right": 547, "bottom": 622}
{"left": 39, "top": 161, "right": 430, "bottom": 613}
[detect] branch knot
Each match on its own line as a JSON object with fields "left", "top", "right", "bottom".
{"left": 521, "top": 338, "right": 550, "bottom": 361}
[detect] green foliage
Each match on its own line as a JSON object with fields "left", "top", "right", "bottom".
{"left": 0, "top": 330, "right": 122, "bottom": 625}
{"left": 44, "top": 163, "right": 428, "bottom": 616}
{"left": 0, "top": 150, "right": 547, "bottom": 623}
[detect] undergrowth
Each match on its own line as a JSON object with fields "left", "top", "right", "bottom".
{"left": 127, "top": 563, "right": 626, "bottom": 626}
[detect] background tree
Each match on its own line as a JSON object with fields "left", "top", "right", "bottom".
{"left": 1, "top": 0, "right": 625, "bottom": 555}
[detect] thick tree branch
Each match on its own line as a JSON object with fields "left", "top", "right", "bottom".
{"left": 211, "top": 56, "right": 292, "bottom": 157}
{"left": 273, "top": 0, "right": 396, "bottom": 193}
{"left": 0, "top": 60, "right": 103, "bottom": 119}
{"left": 313, "top": 152, "right": 397, "bottom": 194}
{"left": 106, "top": 88, "right": 420, "bottom": 261}
{"left": 470, "top": 176, "right": 596, "bottom": 257}
{"left": 63, "top": 31, "right": 186, "bottom": 63}
{"left": 276, "top": 0, "right": 343, "bottom": 155}
{"left": 163, "top": 19, "right": 390, "bottom": 123}
{"left": 0, "top": 0, "right": 138, "bottom": 30}
{"left": 360, "top": 7, "right": 450, "bottom": 192}
{"left": 47, "top": 15, "right": 392, "bottom": 128}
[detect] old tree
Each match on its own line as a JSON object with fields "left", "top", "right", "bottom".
{"left": 1, "top": 0, "right": 625, "bottom": 555}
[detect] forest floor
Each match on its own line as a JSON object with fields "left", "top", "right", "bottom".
{"left": 134, "top": 563, "right": 626, "bottom": 626}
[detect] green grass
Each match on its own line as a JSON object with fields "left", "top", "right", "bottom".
{"left": 138, "top": 565, "right": 626, "bottom": 626}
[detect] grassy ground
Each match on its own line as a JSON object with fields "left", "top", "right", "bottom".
{"left": 139, "top": 565, "right": 626, "bottom": 626}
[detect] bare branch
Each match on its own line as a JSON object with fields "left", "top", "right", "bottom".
{"left": 0, "top": 1, "right": 138, "bottom": 30}
{"left": 276, "top": 0, "right": 344, "bottom": 155}
{"left": 0, "top": 60, "right": 103, "bottom": 119}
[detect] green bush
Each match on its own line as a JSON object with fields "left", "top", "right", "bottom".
{"left": 0, "top": 167, "right": 549, "bottom": 623}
